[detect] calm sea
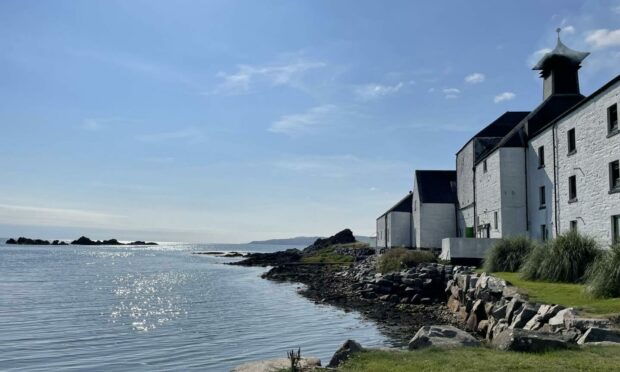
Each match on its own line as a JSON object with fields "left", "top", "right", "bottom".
{"left": 0, "top": 242, "right": 389, "bottom": 371}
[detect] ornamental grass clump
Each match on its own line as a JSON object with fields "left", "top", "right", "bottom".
{"left": 520, "top": 231, "right": 601, "bottom": 283}
{"left": 585, "top": 244, "right": 620, "bottom": 298}
{"left": 377, "top": 248, "right": 436, "bottom": 273}
{"left": 483, "top": 236, "right": 535, "bottom": 272}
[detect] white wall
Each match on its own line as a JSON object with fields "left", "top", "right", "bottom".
{"left": 456, "top": 142, "right": 475, "bottom": 235}
{"left": 440, "top": 237, "right": 503, "bottom": 260}
{"left": 376, "top": 216, "right": 386, "bottom": 249}
{"left": 418, "top": 203, "right": 456, "bottom": 249}
{"left": 475, "top": 151, "right": 502, "bottom": 238}
{"left": 499, "top": 148, "right": 528, "bottom": 237}
{"left": 412, "top": 186, "right": 420, "bottom": 248}
{"left": 555, "top": 81, "right": 620, "bottom": 246}
{"left": 387, "top": 211, "right": 412, "bottom": 247}
{"left": 527, "top": 129, "right": 556, "bottom": 241}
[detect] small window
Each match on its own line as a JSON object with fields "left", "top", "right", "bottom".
{"left": 570, "top": 220, "right": 578, "bottom": 232}
{"left": 608, "top": 104, "right": 618, "bottom": 134}
{"left": 539, "top": 186, "right": 546, "bottom": 208}
{"left": 541, "top": 224, "right": 548, "bottom": 242}
{"left": 569, "top": 175, "right": 577, "bottom": 202}
{"left": 613, "top": 215, "right": 620, "bottom": 245}
{"left": 483, "top": 160, "right": 488, "bottom": 173}
{"left": 494, "top": 211, "right": 498, "bottom": 230}
{"left": 538, "top": 146, "right": 545, "bottom": 168}
{"left": 414, "top": 200, "right": 417, "bottom": 211}
{"left": 567, "top": 128, "right": 576, "bottom": 154}
{"left": 610, "top": 160, "right": 620, "bottom": 192}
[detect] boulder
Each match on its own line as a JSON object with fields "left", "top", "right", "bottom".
{"left": 492, "top": 304, "right": 507, "bottom": 320}
{"left": 548, "top": 308, "right": 576, "bottom": 330}
{"left": 5, "top": 238, "right": 17, "bottom": 244}
{"left": 510, "top": 304, "right": 539, "bottom": 329}
{"left": 565, "top": 317, "right": 611, "bottom": 332}
{"left": 408, "top": 325, "right": 481, "bottom": 350}
{"left": 477, "top": 320, "right": 489, "bottom": 337}
{"left": 492, "top": 328, "right": 569, "bottom": 352}
{"left": 327, "top": 340, "right": 364, "bottom": 368}
{"left": 505, "top": 297, "right": 524, "bottom": 324}
{"left": 303, "top": 229, "right": 356, "bottom": 254}
{"left": 577, "top": 327, "right": 620, "bottom": 345}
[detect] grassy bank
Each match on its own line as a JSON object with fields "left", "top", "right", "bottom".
{"left": 299, "top": 242, "right": 369, "bottom": 264}
{"left": 339, "top": 346, "right": 620, "bottom": 372}
{"left": 492, "top": 272, "right": 620, "bottom": 316}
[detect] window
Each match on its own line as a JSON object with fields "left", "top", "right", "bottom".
{"left": 567, "top": 128, "right": 576, "bottom": 154}
{"left": 568, "top": 175, "right": 577, "bottom": 202}
{"left": 570, "top": 220, "right": 578, "bottom": 232}
{"left": 541, "top": 224, "right": 548, "bottom": 242}
{"left": 414, "top": 200, "right": 417, "bottom": 211}
{"left": 483, "top": 160, "right": 488, "bottom": 173}
{"left": 538, "top": 146, "right": 545, "bottom": 168}
{"left": 610, "top": 160, "right": 620, "bottom": 193}
{"left": 613, "top": 215, "right": 620, "bottom": 245}
{"left": 494, "top": 211, "right": 498, "bottom": 230}
{"left": 608, "top": 104, "right": 618, "bottom": 134}
{"left": 539, "top": 186, "right": 546, "bottom": 208}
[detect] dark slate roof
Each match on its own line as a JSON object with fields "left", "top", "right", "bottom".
{"left": 531, "top": 74, "right": 620, "bottom": 140}
{"left": 475, "top": 93, "right": 585, "bottom": 165}
{"left": 415, "top": 170, "right": 457, "bottom": 204}
{"left": 377, "top": 192, "right": 412, "bottom": 219}
{"left": 533, "top": 38, "right": 590, "bottom": 70}
{"left": 456, "top": 111, "right": 529, "bottom": 155}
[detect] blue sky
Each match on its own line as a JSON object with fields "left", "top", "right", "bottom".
{"left": 1, "top": 0, "right": 620, "bottom": 243}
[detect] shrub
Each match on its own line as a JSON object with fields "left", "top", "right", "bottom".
{"left": 483, "top": 236, "right": 535, "bottom": 272}
{"left": 585, "top": 244, "right": 620, "bottom": 298}
{"left": 377, "top": 248, "right": 436, "bottom": 273}
{"left": 520, "top": 243, "right": 547, "bottom": 280}
{"left": 520, "top": 231, "right": 601, "bottom": 283}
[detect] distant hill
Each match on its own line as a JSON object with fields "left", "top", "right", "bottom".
{"left": 249, "top": 235, "right": 372, "bottom": 246}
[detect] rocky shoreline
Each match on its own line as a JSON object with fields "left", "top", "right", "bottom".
{"left": 5, "top": 236, "right": 158, "bottom": 246}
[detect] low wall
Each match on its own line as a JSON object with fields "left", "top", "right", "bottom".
{"left": 440, "top": 238, "right": 501, "bottom": 261}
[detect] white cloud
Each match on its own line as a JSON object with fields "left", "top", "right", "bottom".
{"left": 442, "top": 88, "right": 460, "bottom": 99}
{"left": 136, "top": 127, "right": 204, "bottom": 143}
{"left": 527, "top": 48, "right": 552, "bottom": 67}
{"left": 464, "top": 72, "right": 485, "bottom": 84}
{"left": 354, "top": 82, "right": 404, "bottom": 101}
{"left": 585, "top": 29, "right": 620, "bottom": 49}
{"left": 613, "top": 5, "right": 620, "bottom": 14}
{"left": 213, "top": 60, "right": 326, "bottom": 95}
{"left": 494, "top": 92, "right": 516, "bottom": 103}
{"left": 562, "top": 25, "right": 576, "bottom": 35}
{"left": 274, "top": 154, "right": 409, "bottom": 179}
{"left": 269, "top": 104, "right": 338, "bottom": 137}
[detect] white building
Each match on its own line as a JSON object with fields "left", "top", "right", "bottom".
{"left": 377, "top": 34, "right": 620, "bottom": 256}
{"left": 412, "top": 170, "right": 457, "bottom": 250}
{"left": 376, "top": 192, "right": 412, "bottom": 251}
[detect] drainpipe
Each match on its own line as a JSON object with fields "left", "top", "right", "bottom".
{"left": 552, "top": 123, "right": 559, "bottom": 236}
{"left": 473, "top": 165, "right": 477, "bottom": 238}
{"left": 524, "top": 147, "right": 529, "bottom": 233}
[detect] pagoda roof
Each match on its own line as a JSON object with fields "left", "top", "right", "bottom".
{"left": 533, "top": 37, "right": 589, "bottom": 70}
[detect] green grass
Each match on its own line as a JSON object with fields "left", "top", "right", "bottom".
{"left": 339, "top": 346, "right": 620, "bottom": 372}
{"left": 300, "top": 247, "right": 354, "bottom": 264}
{"left": 377, "top": 248, "right": 436, "bottom": 273}
{"left": 492, "top": 272, "right": 620, "bottom": 316}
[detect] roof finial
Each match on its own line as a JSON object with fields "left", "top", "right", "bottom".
{"left": 556, "top": 27, "right": 562, "bottom": 41}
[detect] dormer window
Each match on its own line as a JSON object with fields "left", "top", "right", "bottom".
{"left": 608, "top": 104, "right": 618, "bottom": 135}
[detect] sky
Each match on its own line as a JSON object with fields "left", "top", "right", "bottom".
{"left": 1, "top": 0, "right": 620, "bottom": 243}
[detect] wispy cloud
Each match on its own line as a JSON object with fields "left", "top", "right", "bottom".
{"left": 81, "top": 119, "right": 103, "bottom": 131}
{"left": 269, "top": 104, "right": 338, "bottom": 137}
{"left": 274, "top": 154, "right": 409, "bottom": 179}
{"left": 212, "top": 59, "right": 326, "bottom": 95}
{"left": 585, "top": 29, "right": 620, "bottom": 49}
{"left": 443, "top": 88, "right": 460, "bottom": 99}
{"left": 0, "top": 203, "right": 125, "bottom": 228}
{"left": 494, "top": 92, "right": 516, "bottom": 103}
{"left": 527, "top": 48, "right": 552, "bottom": 67}
{"left": 354, "top": 82, "right": 404, "bottom": 101}
{"left": 136, "top": 127, "right": 204, "bottom": 143}
{"left": 394, "top": 122, "right": 478, "bottom": 133}
{"left": 562, "top": 25, "right": 576, "bottom": 35}
{"left": 464, "top": 72, "right": 485, "bottom": 84}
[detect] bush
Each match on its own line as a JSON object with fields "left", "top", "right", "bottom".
{"left": 585, "top": 244, "right": 620, "bottom": 298}
{"left": 520, "top": 243, "right": 547, "bottom": 280}
{"left": 519, "top": 231, "right": 601, "bottom": 283}
{"left": 483, "top": 236, "right": 535, "bottom": 272}
{"left": 377, "top": 248, "right": 436, "bottom": 273}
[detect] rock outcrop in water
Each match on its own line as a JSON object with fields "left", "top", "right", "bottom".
{"left": 5, "top": 236, "right": 157, "bottom": 246}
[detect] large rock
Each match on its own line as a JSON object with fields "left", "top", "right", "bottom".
{"left": 577, "top": 327, "right": 620, "bottom": 345}
{"left": 492, "top": 328, "right": 569, "bottom": 352}
{"left": 408, "top": 325, "right": 481, "bottom": 350}
{"left": 548, "top": 308, "right": 576, "bottom": 330}
{"left": 505, "top": 297, "right": 524, "bottom": 324}
{"left": 303, "top": 229, "right": 356, "bottom": 254}
{"left": 327, "top": 339, "right": 364, "bottom": 368}
{"left": 510, "top": 304, "right": 539, "bottom": 329}
{"left": 232, "top": 357, "right": 321, "bottom": 372}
